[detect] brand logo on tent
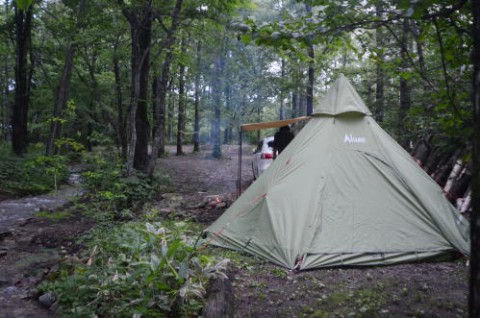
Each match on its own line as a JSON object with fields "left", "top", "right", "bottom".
{"left": 344, "top": 133, "right": 366, "bottom": 144}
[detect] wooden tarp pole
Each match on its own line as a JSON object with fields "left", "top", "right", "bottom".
{"left": 237, "top": 130, "right": 243, "bottom": 197}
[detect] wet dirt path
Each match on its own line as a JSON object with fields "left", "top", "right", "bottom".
{"left": 0, "top": 187, "right": 84, "bottom": 318}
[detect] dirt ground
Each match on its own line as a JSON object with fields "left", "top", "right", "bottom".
{"left": 0, "top": 144, "right": 470, "bottom": 317}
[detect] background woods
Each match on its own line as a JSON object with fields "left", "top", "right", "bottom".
{"left": 2, "top": 0, "right": 475, "bottom": 205}
{"left": 1, "top": 0, "right": 480, "bottom": 315}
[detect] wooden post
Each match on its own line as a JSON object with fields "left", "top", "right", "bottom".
{"left": 202, "top": 265, "right": 235, "bottom": 318}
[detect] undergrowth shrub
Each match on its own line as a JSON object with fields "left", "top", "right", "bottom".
{"left": 0, "top": 146, "right": 68, "bottom": 196}
{"left": 39, "top": 221, "right": 229, "bottom": 317}
{"left": 80, "top": 152, "right": 173, "bottom": 221}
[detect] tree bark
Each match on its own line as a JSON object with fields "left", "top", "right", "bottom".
{"left": 411, "top": 134, "right": 432, "bottom": 167}
{"left": 120, "top": 1, "right": 153, "bottom": 175}
{"left": 211, "top": 55, "right": 223, "bottom": 158}
{"left": 469, "top": 0, "right": 480, "bottom": 316}
{"left": 374, "top": 3, "right": 384, "bottom": 124}
{"left": 202, "top": 265, "right": 235, "bottom": 318}
{"left": 176, "top": 42, "right": 186, "bottom": 156}
{"left": 397, "top": 18, "right": 411, "bottom": 148}
{"left": 45, "top": 44, "right": 76, "bottom": 155}
{"left": 305, "top": 4, "right": 314, "bottom": 116}
{"left": 2, "top": 60, "right": 8, "bottom": 142}
{"left": 46, "top": 0, "right": 86, "bottom": 156}
{"left": 280, "top": 57, "right": 285, "bottom": 120}
{"left": 223, "top": 69, "right": 232, "bottom": 145}
{"left": 193, "top": 41, "right": 201, "bottom": 152}
{"left": 2, "top": 26, "right": 11, "bottom": 142}
{"left": 147, "top": 0, "right": 183, "bottom": 176}
{"left": 12, "top": 4, "right": 33, "bottom": 156}
{"left": 133, "top": 8, "right": 152, "bottom": 172}
{"left": 113, "top": 43, "right": 127, "bottom": 160}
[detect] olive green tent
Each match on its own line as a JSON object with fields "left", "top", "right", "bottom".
{"left": 203, "top": 75, "right": 470, "bottom": 270}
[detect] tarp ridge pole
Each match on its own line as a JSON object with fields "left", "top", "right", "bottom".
{"left": 237, "top": 129, "right": 243, "bottom": 198}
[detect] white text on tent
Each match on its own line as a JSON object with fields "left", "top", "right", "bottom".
{"left": 344, "top": 133, "right": 366, "bottom": 144}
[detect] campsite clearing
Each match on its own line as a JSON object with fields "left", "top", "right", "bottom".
{"left": 0, "top": 144, "right": 469, "bottom": 317}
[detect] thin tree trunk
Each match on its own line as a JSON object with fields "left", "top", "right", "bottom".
{"left": 397, "top": 18, "right": 411, "bottom": 148}
{"left": 113, "top": 45, "right": 127, "bottom": 160}
{"left": 86, "top": 55, "right": 100, "bottom": 153}
{"left": 176, "top": 43, "right": 186, "bottom": 156}
{"left": 193, "top": 41, "right": 201, "bottom": 152}
{"left": 292, "top": 91, "right": 298, "bottom": 119}
{"left": 12, "top": 4, "right": 32, "bottom": 156}
{"left": 306, "top": 4, "right": 314, "bottom": 117}
{"left": 374, "top": 3, "right": 384, "bottom": 124}
{"left": 46, "top": 43, "right": 76, "bottom": 155}
{"left": 147, "top": 0, "right": 183, "bottom": 176}
{"left": 212, "top": 55, "right": 223, "bottom": 158}
{"left": 46, "top": 0, "right": 85, "bottom": 156}
{"left": 306, "top": 50, "right": 314, "bottom": 116}
{"left": 223, "top": 71, "right": 232, "bottom": 145}
{"left": 167, "top": 96, "right": 174, "bottom": 144}
{"left": 2, "top": 47, "right": 9, "bottom": 142}
{"left": 280, "top": 58, "right": 285, "bottom": 120}
{"left": 469, "top": 0, "right": 480, "bottom": 316}
{"left": 133, "top": 11, "right": 152, "bottom": 172}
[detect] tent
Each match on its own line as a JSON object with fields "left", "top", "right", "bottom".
{"left": 203, "top": 75, "right": 470, "bottom": 270}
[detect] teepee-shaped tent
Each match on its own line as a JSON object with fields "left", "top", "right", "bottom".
{"left": 203, "top": 75, "right": 470, "bottom": 270}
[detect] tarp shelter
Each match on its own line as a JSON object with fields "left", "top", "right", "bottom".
{"left": 236, "top": 116, "right": 311, "bottom": 196}
{"left": 204, "top": 75, "right": 470, "bottom": 270}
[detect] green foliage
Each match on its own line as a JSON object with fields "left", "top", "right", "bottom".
{"left": 26, "top": 155, "right": 69, "bottom": 191}
{"left": 16, "top": 0, "right": 34, "bottom": 10}
{"left": 0, "top": 146, "right": 68, "bottom": 196}
{"left": 80, "top": 151, "right": 173, "bottom": 221}
{"left": 36, "top": 209, "right": 73, "bottom": 220}
{"left": 39, "top": 221, "right": 230, "bottom": 317}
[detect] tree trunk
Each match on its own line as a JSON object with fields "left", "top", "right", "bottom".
{"left": 374, "top": 3, "right": 384, "bottom": 124}
{"left": 167, "top": 96, "right": 174, "bottom": 144}
{"left": 46, "top": 0, "right": 86, "bottom": 156}
{"left": 223, "top": 73, "right": 232, "bottom": 145}
{"left": 280, "top": 58, "right": 285, "bottom": 120}
{"left": 113, "top": 44, "right": 127, "bottom": 160}
{"left": 2, "top": 45, "right": 10, "bottom": 142}
{"left": 469, "top": 0, "right": 480, "bottom": 316}
{"left": 411, "top": 134, "right": 432, "bottom": 168}
{"left": 176, "top": 48, "right": 186, "bottom": 156}
{"left": 46, "top": 43, "right": 76, "bottom": 156}
{"left": 397, "top": 18, "right": 411, "bottom": 148}
{"left": 306, "top": 4, "right": 314, "bottom": 117}
{"left": 292, "top": 90, "right": 299, "bottom": 119}
{"left": 193, "top": 41, "right": 201, "bottom": 152}
{"left": 133, "top": 12, "right": 151, "bottom": 172}
{"left": 445, "top": 164, "right": 471, "bottom": 204}
{"left": 147, "top": 0, "right": 183, "bottom": 176}
{"left": 211, "top": 54, "right": 223, "bottom": 158}
{"left": 120, "top": 1, "right": 153, "bottom": 175}
{"left": 12, "top": 4, "right": 33, "bottom": 156}
{"left": 431, "top": 149, "right": 461, "bottom": 187}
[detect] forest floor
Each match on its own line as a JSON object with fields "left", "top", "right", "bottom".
{"left": 0, "top": 144, "right": 470, "bottom": 318}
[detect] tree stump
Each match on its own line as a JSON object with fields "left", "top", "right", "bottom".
{"left": 202, "top": 265, "right": 235, "bottom": 318}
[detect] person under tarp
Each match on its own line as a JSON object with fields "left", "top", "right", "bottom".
{"left": 272, "top": 125, "right": 294, "bottom": 159}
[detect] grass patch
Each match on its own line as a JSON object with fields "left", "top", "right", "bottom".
{"left": 36, "top": 210, "right": 73, "bottom": 220}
